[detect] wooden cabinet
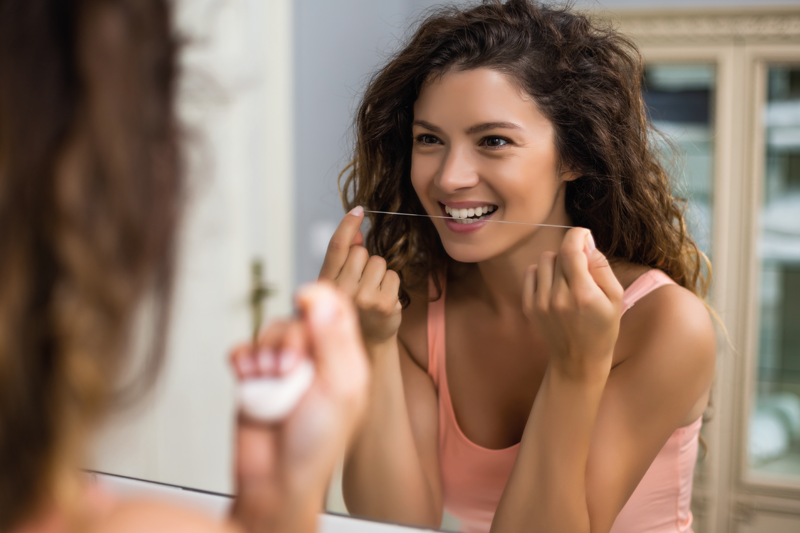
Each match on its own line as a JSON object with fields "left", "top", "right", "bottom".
{"left": 616, "top": 8, "right": 800, "bottom": 532}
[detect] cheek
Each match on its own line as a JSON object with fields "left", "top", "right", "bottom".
{"left": 495, "top": 150, "right": 560, "bottom": 200}
{"left": 410, "top": 154, "right": 434, "bottom": 201}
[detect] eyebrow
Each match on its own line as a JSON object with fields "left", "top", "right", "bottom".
{"left": 412, "top": 120, "right": 523, "bottom": 135}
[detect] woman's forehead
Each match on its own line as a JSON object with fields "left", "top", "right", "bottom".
{"left": 413, "top": 67, "right": 549, "bottom": 133}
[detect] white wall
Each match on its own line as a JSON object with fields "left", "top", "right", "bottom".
{"left": 90, "top": 0, "right": 294, "bottom": 494}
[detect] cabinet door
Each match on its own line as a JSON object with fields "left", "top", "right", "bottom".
{"left": 643, "top": 62, "right": 717, "bottom": 533}
{"left": 747, "top": 65, "right": 800, "bottom": 485}
{"left": 643, "top": 63, "right": 716, "bottom": 257}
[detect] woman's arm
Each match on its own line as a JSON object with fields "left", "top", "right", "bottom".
{"left": 492, "top": 230, "right": 714, "bottom": 533}
{"left": 319, "top": 208, "right": 442, "bottom": 527}
{"left": 343, "top": 338, "right": 442, "bottom": 527}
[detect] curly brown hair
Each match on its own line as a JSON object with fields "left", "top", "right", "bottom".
{"left": 0, "top": 0, "right": 181, "bottom": 528}
{"left": 340, "top": 0, "right": 708, "bottom": 305}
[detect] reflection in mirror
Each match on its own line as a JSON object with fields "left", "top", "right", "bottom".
{"left": 750, "top": 66, "right": 800, "bottom": 480}
{"left": 323, "top": 3, "right": 716, "bottom": 533}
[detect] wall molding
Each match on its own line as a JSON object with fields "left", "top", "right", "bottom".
{"left": 602, "top": 9, "right": 800, "bottom": 44}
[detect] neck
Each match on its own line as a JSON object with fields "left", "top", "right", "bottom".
{"left": 474, "top": 224, "right": 569, "bottom": 316}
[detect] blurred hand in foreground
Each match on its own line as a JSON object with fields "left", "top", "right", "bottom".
{"left": 228, "top": 282, "right": 370, "bottom": 533}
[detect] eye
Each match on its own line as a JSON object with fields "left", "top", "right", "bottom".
{"left": 415, "top": 134, "right": 441, "bottom": 146}
{"left": 481, "top": 136, "right": 511, "bottom": 148}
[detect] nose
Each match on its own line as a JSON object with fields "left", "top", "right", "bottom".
{"left": 436, "top": 144, "right": 479, "bottom": 194}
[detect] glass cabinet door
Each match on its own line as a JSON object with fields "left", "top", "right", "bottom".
{"left": 749, "top": 66, "right": 800, "bottom": 482}
{"left": 643, "top": 64, "right": 715, "bottom": 257}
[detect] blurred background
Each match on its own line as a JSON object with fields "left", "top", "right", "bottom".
{"left": 89, "top": 1, "right": 800, "bottom": 532}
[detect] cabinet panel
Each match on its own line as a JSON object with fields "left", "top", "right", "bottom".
{"left": 735, "top": 510, "right": 800, "bottom": 533}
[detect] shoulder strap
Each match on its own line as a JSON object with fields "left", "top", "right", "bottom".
{"left": 621, "top": 269, "right": 676, "bottom": 316}
{"left": 426, "top": 277, "right": 446, "bottom": 386}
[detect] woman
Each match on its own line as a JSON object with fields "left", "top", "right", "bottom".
{"left": 320, "top": 1, "right": 716, "bottom": 532}
{"left": 0, "top": 1, "right": 368, "bottom": 532}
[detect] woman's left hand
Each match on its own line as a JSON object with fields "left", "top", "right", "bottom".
{"left": 522, "top": 228, "right": 624, "bottom": 381}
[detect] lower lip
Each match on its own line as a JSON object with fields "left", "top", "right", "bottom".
{"left": 441, "top": 206, "right": 495, "bottom": 234}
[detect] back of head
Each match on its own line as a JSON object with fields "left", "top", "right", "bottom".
{"left": 341, "top": 0, "right": 707, "bottom": 303}
{"left": 0, "top": 0, "right": 180, "bottom": 528}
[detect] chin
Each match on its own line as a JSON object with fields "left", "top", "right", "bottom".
{"left": 440, "top": 241, "right": 496, "bottom": 264}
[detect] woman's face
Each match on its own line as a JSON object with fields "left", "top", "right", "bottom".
{"left": 411, "top": 67, "right": 571, "bottom": 264}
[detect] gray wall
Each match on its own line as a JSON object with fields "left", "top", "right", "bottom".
{"left": 292, "top": 0, "right": 800, "bottom": 287}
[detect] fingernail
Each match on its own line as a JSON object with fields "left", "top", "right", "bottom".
{"left": 257, "top": 349, "right": 277, "bottom": 375}
{"left": 310, "top": 288, "right": 339, "bottom": 326}
{"left": 349, "top": 206, "right": 364, "bottom": 217}
{"left": 586, "top": 232, "right": 596, "bottom": 253}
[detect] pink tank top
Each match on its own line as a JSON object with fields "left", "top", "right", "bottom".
{"left": 427, "top": 269, "right": 701, "bottom": 533}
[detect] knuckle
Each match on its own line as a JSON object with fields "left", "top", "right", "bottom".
{"left": 384, "top": 269, "right": 399, "bottom": 284}
{"left": 354, "top": 290, "right": 373, "bottom": 309}
{"left": 351, "top": 246, "right": 369, "bottom": 263}
{"left": 368, "top": 255, "right": 387, "bottom": 270}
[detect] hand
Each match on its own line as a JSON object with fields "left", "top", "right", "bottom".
{"left": 318, "top": 206, "right": 402, "bottom": 347}
{"left": 228, "top": 283, "right": 370, "bottom": 533}
{"left": 522, "top": 229, "right": 624, "bottom": 381}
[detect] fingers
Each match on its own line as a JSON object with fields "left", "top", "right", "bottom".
{"left": 584, "top": 234, "right": 623, "bottom": 301}
{"left": 522, "top": 264, "right": 537, "bottom": 317}
{"left": 557, "top": 228, "right": 593, "bottom": 289}
{"left": 535, "top": 251, "right": 556, "bottom": 312}
{"left": 229, "top": 321, "right": 290, "bottom": 379}
{"left": 379, "top": 269, "right": 401, "bottom": 302}
{"left": 319, "top": 206, "right": 365, "bottom": 280}
{"left": 295, "top": 282, "right": 370, "bottom": 401}
{"left": 358, "top": 255, "right": 387, "bottom": 293}
{"left": 337, "top": 245, "right": 370, "bottom": 294}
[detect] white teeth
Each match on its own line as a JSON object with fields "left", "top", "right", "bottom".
{"left": 443, "top": 204, "right": 497, "bottom": 219}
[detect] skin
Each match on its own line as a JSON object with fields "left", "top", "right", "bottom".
{"left": 23, "top": 284, "right": 369, "bottom": 533}
{"left": 323, "top": 68, "right": 716, "bottom": 533}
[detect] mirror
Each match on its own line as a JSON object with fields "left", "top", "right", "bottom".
{"left": 88, "top": 2, "right": 800, "bottom": 533}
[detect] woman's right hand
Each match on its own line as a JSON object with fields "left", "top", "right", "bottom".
{"left": 318, "top": 206, "right": 402, "bottom": 348}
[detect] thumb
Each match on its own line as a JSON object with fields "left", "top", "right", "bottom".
{"left": 295, "top": 282, "right": 370, "bottom": 399}
{"left": 584, "top": 233, "right": 622, "bottom": 301}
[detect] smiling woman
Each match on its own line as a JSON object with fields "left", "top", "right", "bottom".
{"left": 323, "top": 1, "right": 716, "bottom": 533}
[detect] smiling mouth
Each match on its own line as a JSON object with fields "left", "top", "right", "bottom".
{"left": 443, "top": 204, "right": 497, "bottom": 224}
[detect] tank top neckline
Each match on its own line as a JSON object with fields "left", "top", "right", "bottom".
{"left": 428, "top": 268, "right": 692, "bottom": 454}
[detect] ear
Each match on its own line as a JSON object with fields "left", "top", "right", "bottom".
{"left": 556, "top": 159, "right": 580, "bottom": 182}
{"left": 560, "top": 169, "right": 580, "bottom": 182}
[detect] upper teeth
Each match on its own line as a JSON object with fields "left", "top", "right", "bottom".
{"left": 445, "top": 205, "right": 496, "bottom": 219}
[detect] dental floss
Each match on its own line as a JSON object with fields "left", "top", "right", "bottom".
{"left": 363, "top": 210, "right": 574, "bottom": 229}
{"left": 238, "top": 359, "right": 316, "bottom": 422}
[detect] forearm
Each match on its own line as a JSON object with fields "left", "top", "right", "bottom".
{"left": 230, "top": 483, "right": 324, "bottom": 533}
{"left": 343, "top": 339, "right": 439, "bottom": 526}
{"left": 492, "top": 364, "right": 609, "bottom": 533}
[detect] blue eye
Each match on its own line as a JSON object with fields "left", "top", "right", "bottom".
{"left": 482, "top": 136, "right": 510, "bottom": 148}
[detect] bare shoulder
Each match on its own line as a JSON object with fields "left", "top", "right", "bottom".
{"left": 616, "top": 277, "right": 716, "bottom": 391}
{"left": 398, "top": 287, "right": 429, "bottom": 372}
{"left": 88, "top": 498, "right": 239, "bottom": 533}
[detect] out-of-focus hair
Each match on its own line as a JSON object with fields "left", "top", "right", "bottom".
{"left": 340, "top": 0, "right": 709, "bottom": 305}
{"left": 0, "top": 0, "right": 181, "bottom": 528}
